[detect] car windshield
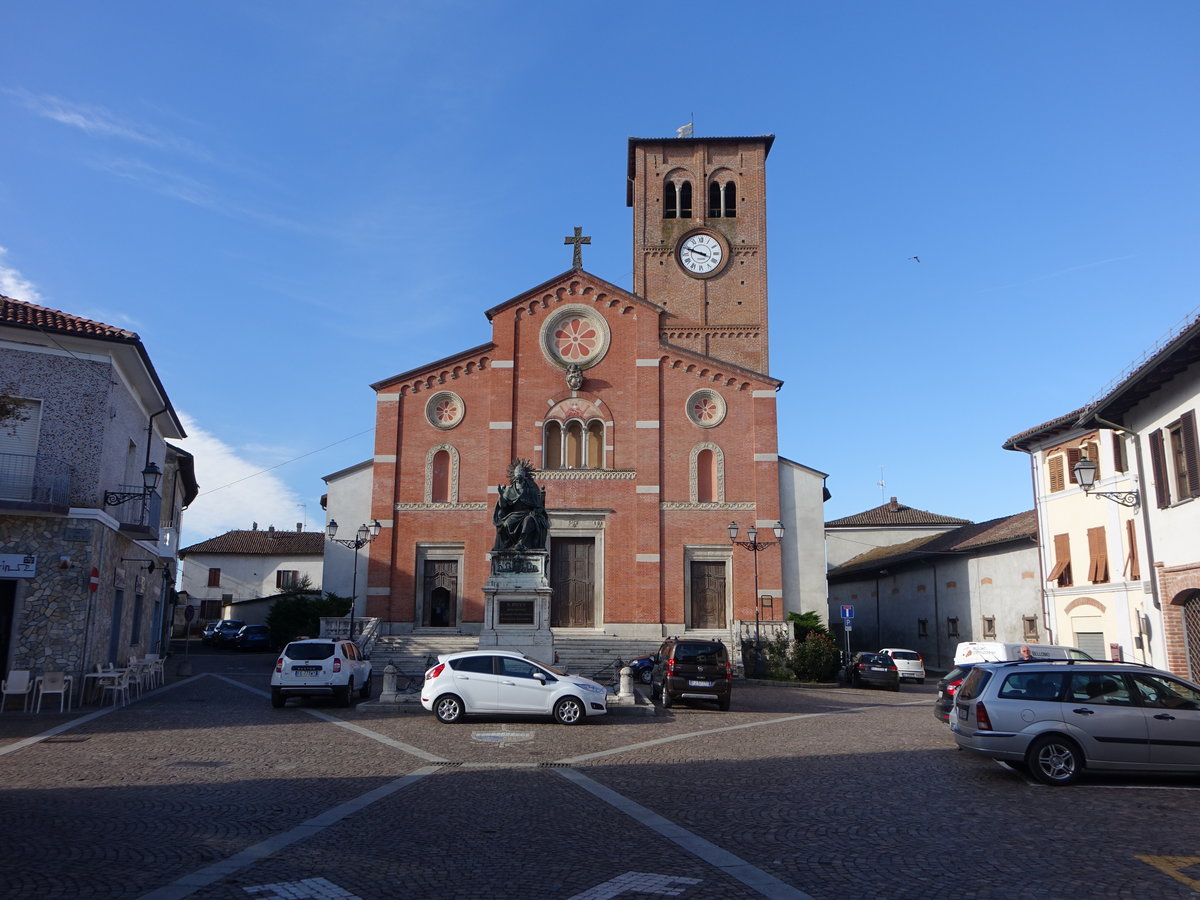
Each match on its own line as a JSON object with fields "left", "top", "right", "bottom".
{"left": 889, "top": 651, "right": 919, "bottom": 661}
{"left": 676, "top": 643, "right": 725, "bottom": 664}
{"left": 285, "top": 642, "right": 335, "bottom": 661}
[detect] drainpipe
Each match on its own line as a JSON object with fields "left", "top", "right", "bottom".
{"left": 932, "top": 560, "right": 941, "bottom": 669}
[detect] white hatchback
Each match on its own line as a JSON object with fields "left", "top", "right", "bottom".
{"left": 271, "top": 638, "right": 372, "bottom": 708}
{"left": 879, "top": 648, "right": 925, "bottom": 684}
{"left": 421, "top": 650, "right": 609, "bottom": 725}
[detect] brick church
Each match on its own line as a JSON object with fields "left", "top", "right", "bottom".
{"left": 331, "top": 134, "right": 828, "bottom": 648}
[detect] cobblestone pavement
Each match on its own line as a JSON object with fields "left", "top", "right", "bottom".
{"left": 2, "top": 647, "right": 1199, "bottom": 899}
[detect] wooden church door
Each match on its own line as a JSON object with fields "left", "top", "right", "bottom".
{"left": 550, "top": 537, "right": 595, "bottom": 628}
{"left": 689, "top": 561, "right": 727, "bottom": 629}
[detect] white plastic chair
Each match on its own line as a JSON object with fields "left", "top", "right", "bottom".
{"left": 143, "top": 653, "right": 164, "bottom": 689}
{"left": 35, "top": 671, "right": 69, "bottom": 713}
{"left": 100, "top": 669, "right": 131, "bottom": 707}
{"left": 1, "top": 669, "right": 34, "bottom": 713}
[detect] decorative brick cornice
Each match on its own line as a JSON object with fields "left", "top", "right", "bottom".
{"left": 661, "top": 501, "right": 755, "bottom": 511}
{"left": 537, "top": 469, "right": 637, "bottom": 481}
{"left": 394, "top": 502, "right": 488, "bottom": 511}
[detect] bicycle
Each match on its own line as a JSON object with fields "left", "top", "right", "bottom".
{"left": 396, "top": 655, "right": 438, "bottom": 693}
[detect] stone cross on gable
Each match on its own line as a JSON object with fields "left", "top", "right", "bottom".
{"left": 564, "top": 226, "right": 591, "bottom": 269}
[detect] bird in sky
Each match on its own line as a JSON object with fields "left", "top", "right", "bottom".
{"left": 908, "top": 256, "right": 921, "bottom": 263}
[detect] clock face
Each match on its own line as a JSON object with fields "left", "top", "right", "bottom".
{"left": 678, "top": 232, "right": 724, "bottom": 276}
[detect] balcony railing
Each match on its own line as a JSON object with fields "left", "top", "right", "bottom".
{"left": 0, "top": 452, "right": 71, "bottom": 507}
{"left": 108, "top": 485, "right": 163, "bottom": 532}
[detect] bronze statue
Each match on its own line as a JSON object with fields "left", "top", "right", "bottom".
{"left": 492, "top": 459, "right": 549, "bottom": 552}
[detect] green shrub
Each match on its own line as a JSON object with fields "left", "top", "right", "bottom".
{"left": 266, "top": 592, "right": 351, "bottom": 647}
{"left": 789, "top": 631, "right": 842, "bottom": 682}
{"left": 786, "top": 610, "right": 828, "bottom": 642}
{"left": 763, "top": 632, "right": 797, "bottom": 681}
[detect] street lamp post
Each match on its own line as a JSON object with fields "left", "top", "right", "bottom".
{"left": 325, "top": 519, "right": 381, "bottom": 643}
{"left": 728, "top": 520, "right": 785, "bottom": 679}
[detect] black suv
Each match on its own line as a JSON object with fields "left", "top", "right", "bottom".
{"left": 651, "top": 637, "right": 732, "bottom": 710}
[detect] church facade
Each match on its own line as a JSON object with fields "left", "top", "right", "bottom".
{"left": 357, "top": 135, "right": 825, "bottom": 644}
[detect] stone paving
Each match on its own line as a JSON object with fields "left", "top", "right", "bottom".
{"left": 2, "top": 647, "right": 1199, "bottom": 899}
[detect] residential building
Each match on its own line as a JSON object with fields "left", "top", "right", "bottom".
{"left": 826, "top": 497, "right": 970, "bottom": 569}
{"left": 0, "top": 295, "right": 195, "bottom": 680}
{"left": 178, "top": 524, "right": 325, "bottom": 626}
{"left": 827, "top": 511, "right": 1040, "bottom": 670}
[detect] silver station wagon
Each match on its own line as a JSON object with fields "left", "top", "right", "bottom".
{"left": 951, "top": 659, "right": 1200, "bottom": 785}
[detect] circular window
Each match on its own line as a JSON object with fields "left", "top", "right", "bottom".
{"left": 540, "top": 305, "right": 610, "bottom": 368}
{"left": 425, "top": 391, "right": 465, "bottom": 430}
{"left": 686, "top": 389, "right": 727, "bottom": 428}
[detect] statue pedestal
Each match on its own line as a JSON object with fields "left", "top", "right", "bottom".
{"left": 480, "top": 550, "right": 554, "bottom": 665}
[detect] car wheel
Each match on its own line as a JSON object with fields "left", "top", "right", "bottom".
{"left": 336, "top": 680, "right": 352, "bottom": 708}
{"left": 434, "top": 694, "right": 464, "bottom": 724}
{"left": 554, "top": 696, "right": 585, "bottom": 725}
{"left": 718, "top": 696, "right": 730, "bottom": 711}
{"left": 359, "top": 674, "right": 372, "bottom": 699}
{"left": 639, "top": 668, "right": 653, "bottom": 685}
{"left": 918, "top": 678, "right": 925, "bottom": 685}
{"left": 271, "top": 687, "right": 284, "bottom": 709}
{"left": 893, "top": 681, "right": 901, "bottom": 692}
{"left": 661, "top": 686, "right": 674, "bottom": 708}
{"left": 1026, "top": 734, "right": 1083, "bottom": 786}
{"left": 851, "top": 673, "right": 861, "bottom": 688}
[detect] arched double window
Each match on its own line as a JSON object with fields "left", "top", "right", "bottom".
{"left": 664, "top": 180, "right": 693, "bottom": 219}
{"left": 708, "top": 180, "right": 736, "bottom": 218}
{"left": 544, "top": 418, "right": 605, "bottom": 469}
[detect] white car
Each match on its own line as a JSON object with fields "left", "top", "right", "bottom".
{"left": 271, "top": 638, "right": 372, "bottom": 708}
{"left": 421, "top": 650, "right": 609, "bottom": 725}
{"left": 879, "top": 648, "right": 925, "bottom": 684}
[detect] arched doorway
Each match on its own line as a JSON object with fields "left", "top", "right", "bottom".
{"left": 1183, "top": 590, "right": 1200, "bottom": 681}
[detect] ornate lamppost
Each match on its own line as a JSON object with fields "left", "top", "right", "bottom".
{"left": 325, "top": 519, "right": 381, "bottom": 642}
{"left": 728, "top": 520, "right": 785, "bottom": 679}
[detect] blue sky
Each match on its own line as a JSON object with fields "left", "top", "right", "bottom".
{"left": 2, "top": 2, "right": 1197, "bottom": 547}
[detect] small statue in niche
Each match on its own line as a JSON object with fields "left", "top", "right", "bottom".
{"left": 565, "top": 363, "right": 583, "bottom": 391}
{"left": 492, "top": 459, "right": 549, "bottom": 552}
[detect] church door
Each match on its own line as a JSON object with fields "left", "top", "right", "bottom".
{"left": 689, "top": 561, "right": 727, "bottom": 630}
{"left": 550, "top": 538, "right": 595, "bottom": 628}
{"left": 422, "top": 560, "right": 457, "bottom": 628}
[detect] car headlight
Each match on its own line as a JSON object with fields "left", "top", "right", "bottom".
{"left": 577, "top": 681, "right": 606, "bottom": 695}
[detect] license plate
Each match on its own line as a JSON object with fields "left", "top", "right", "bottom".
{"left": 293, "top": 666, "right": 320, "bottom": 675}
{"left": 957, "top": 706, "right": 968, "bottom": 721}
{"left": 688, "top": 679, "right": 712, "bottom": 687}
{"left": 870, "top": 667, "right": 886, "bottom": 672}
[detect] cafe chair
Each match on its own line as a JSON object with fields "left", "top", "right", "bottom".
{"left": 100, "top": 669, "right": 132, "bottom": 707}
{"left": 35, "top": 671, "right": 69, "bottom": 713}
{"left": 1, "top": 669, "right": 34, "bottom": 713}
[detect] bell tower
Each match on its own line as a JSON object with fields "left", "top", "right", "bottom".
{"left": 627, "top": 134, "right": 774, "bottom": 374}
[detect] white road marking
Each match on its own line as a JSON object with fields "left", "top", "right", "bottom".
{"left": 244, "top": 876, "right": 361, "bottom": 898}
{"left": 567, "top": 871, "right": 701, "bottom": 899}
{"left": 557, "top": 768, "right": 813, "bottom": 900}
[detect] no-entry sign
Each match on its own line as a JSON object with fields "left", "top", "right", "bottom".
{"left": 89, "top": 567, "right": 100, "bottom": 593}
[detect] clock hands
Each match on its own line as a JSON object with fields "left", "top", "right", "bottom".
{"left": 686, "top": 246, "right": 711, "bottom": 259}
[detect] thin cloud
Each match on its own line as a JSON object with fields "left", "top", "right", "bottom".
{"left": 5, "top": 88, "right": 210, "bottom": 159}
{"left": 976, "top": 255, "right": 1137, "bottom": 295}
{"left": 0, "top": 247, "right": 44, "bottom": 303}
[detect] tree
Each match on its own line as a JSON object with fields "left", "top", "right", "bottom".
{"left": 264, "top": 575, "right": 351, "bottom": 647}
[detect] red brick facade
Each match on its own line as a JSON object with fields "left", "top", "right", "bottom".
{"left": 363, "top": 136, "right": 784, "bottom": 638}
{"left": 1156, "top": 561, "right": 1200, "bottom": 679}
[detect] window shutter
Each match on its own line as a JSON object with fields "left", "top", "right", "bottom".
{"left": 1112, "top": 431, "right": 1128, "bottom": 473}
{"left": 1125, "top": 519, "right": 1140, "bottom": 581}
{"left": 1149, "top": 429, "right": 1170, "bottom": 508}
{"left": 1049, "top": 455, "right": 1065, "bottom": 493}
{"left": 1047, "top": 533, "right": 1071, "bottom": 584}
{"left": 1067, "top": 447, "right": 1082, "bottom": 483}
{"left": 1181, "top": 409, "right": 1200, "bottom": 498}
{"left": 1087, "top": 526, "right": 1108, "bottom": 584}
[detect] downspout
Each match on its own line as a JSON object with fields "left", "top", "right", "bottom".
{"left": 932, "top": 560, "right": 941, "bottom": 669}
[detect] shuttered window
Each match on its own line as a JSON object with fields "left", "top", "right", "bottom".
{"left": 1150, "top": 429, "right": 1170, "bottom": 508}
{"left": 1112, "top": 431, "right": 1128, "bottom": 473}
{"left": 1047, "top": 533, "right": 1072, "bottom": 586}
{"left": 1087, "top": 526, "right": 1109, "bottom": 584}
{"left": 1125, "top": 519, "right": 1140, "bottom": 581}
{"left": 1179, "top": 409, "right": 1199, "bottom": 498}
{"left": 1048, "top": 455, "right": 1065, "bottom": 493}
{"left": 207, "top": 568, "right": 221, "bottom": 587}
{"left": 1067, "top": 447, "right": 1083, "bottom": 484}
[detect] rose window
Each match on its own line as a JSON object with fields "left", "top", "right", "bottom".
{"left": 686, "top": 389, "right": 727, "bottom": 428}
{"left": 540, "top": 304, "right": 610, "bottom": 369}
{"left": 425, "top": 391, "right": 465, "bottom": 430}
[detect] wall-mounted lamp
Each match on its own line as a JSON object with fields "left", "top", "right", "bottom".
{"left": 1072, "top": 456, "right": 1140, "bottom": 507}
{"left": 104, "top": 462, "right": 162, "bottom": 508}
{"left": 121, "top": 558, "right": 158, "bottom": 573}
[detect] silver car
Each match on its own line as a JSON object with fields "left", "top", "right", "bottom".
{"left": 951, "top": 660, "right": 1200, "bottom": 785}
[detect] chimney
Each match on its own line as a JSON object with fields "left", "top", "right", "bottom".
{"left": 268, "top": 525, "right": 275, "bottom": 532}
{"left": 252, "top": 522, "right": 258, "bottom": 530}
{"left": 296, "top": 523, "right": 302, "bottom": 532}
{"left": 888, "top": 497, "right": 899, "bottom": 511}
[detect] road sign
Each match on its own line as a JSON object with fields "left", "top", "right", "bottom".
{"left": 841, "top": 605, "right": 854, "bottom": 619}
{"left": 184, "top": 604, "right": 195, "bottom": 622}
{"left": 89, "top": 567, "right": 100, "bottom": 593}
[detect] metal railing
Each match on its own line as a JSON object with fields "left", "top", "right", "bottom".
{"left": 0, "top": 452, "right": 71, "bottom": 506}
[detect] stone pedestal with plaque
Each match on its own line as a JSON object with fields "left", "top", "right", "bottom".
{"left": 479, "top": 550, "right": 554, "bottom": 665}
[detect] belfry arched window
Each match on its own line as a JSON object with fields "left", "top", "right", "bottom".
{"left": 709, "top": 180, "right": 736, "bottom": 218}
{"left": 664, "top": 179, "right": 693, "bottom": 219}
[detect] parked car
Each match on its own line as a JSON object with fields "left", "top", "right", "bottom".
{"left": 421, "top": 650, "right": 608, "bottom": 725}
{"left": 232, "top": 624, "right": 272, "bottom": 652}
{"left": 933, "top": 664, "right": 976, "bottom": 722}
{"left": 951, "top": 659, "right": 1200, "bottom": 785}
{"left": 879, "top": 647, "right": 925, "bottom": 684}
{"left": 270, "top": 638, "right": 372, "bottom": 708}
{"left": 202, "top": 619, "right": 245, "bottom": 647}
{"left": 626, "top": 654, "right": 654, "bottom": 685}
{"left": 847, "top": 651, "right": 900, "bottom": 691}
{"left": 953, "top": 641, "right": 1092, "bottom": 665}
{"left": 650, "top": 637, "right": 732, "bottom": 710}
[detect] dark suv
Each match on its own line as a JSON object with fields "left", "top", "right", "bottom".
{"left": 202, "top": 619, "right": 245, "bottom": 647}
{"left": 651, "top": 637, "right": 732, "bottom": 710}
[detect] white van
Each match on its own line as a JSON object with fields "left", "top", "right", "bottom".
{"left": 953, "top": 641, "right": 1093, "bottom": 665}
